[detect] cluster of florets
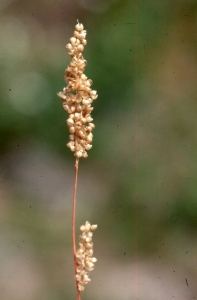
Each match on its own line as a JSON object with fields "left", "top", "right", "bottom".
{"left": 75, "top": 221, "right": 97, "bottom": 291}
{"left": 57, "top": 22, "right": 98, "bottom": 158}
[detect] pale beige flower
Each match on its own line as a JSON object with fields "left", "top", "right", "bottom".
{"left": 57, "top": 21, "right": 98, "bottom": 158}
{"left": 75, "top": 221, "right": 97, "bottom": 291}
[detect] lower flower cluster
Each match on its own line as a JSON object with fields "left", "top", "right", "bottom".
{"left": 75, "top": 221, "right": 97, "bottom": 291}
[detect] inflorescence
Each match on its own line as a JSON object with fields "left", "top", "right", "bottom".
{"left": 75, "top": 221, "right": 97, "bottom": 291}
{"left": 57, "top": 21, "right": 98, "bottom": 158}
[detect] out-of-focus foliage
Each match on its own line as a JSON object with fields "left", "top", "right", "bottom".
{"left": 1, "top": 0, "right": 197, "bottom": 299}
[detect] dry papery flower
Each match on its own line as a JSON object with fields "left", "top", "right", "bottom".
{"left": 76, "top": 221, "right": 97, "bottom": 291}
{"left": 57, "top": 21, "right": 98, "bottom": 158}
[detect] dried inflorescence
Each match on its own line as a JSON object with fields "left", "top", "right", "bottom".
{"left": 75, "top": 221, "right": 97, "bottom": 291}
{"left": 57, "top": 21, "right": 98, "bottom": 158}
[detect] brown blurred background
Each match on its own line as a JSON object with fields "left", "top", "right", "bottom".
{"left": 1, "top": 0, "right": 197, "bottom": 299}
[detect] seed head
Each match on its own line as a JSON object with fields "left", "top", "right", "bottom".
{"left": 57, "top": 21, "right": 98, "bottom": 158}
{"left": 75, "top": 221, "right": 97, "bottom": 291}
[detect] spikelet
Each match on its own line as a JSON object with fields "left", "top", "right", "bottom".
{"left": 57, "top": 21, "right": 98, "bottom": 158}
{"left": 75, "top": 221, "right": 97, "bottom": 291}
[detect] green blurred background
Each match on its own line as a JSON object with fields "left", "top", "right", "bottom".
{"left": 1, "top": 0, "right": 197, "bottom": 299}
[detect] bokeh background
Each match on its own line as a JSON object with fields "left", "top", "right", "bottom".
{"left": 1, "top": 0, "right": 197, "bottom": 299}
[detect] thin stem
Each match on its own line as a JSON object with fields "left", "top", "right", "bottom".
{"left": 72, "top": 157, "right": 81, "bottom": 300}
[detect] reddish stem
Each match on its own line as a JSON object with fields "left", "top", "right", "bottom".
{"left": 72, "top": 157, "right": 81, "bottom": 300}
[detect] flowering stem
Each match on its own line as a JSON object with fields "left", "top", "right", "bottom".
{"left": 72, "top": 157, "right": 81, "bottom": 300}
{"left": 57, "top": 22, "right": 98, "bottom": 298}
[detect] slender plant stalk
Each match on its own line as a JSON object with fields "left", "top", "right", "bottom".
{"left": 72, "top": 157, "right": 81, "bottom": 300}
{"left": 57, "top": 21, "right": 98, "bottom": 300}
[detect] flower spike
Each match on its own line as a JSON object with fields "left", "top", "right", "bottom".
{"left": 57, "top": 21, "right": 98, "bottom": 158}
